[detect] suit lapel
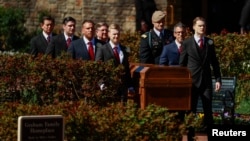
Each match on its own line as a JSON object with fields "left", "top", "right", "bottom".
{"left": 58, "top": 34, "right": 67, "bottom": 50}
{"left": 80, "top": 39, "right": 89, "bottom": 59}
{"left": 39, "top": 34, "right": 48, "bottom": 52}
{"left": 120, "top": 45, "right": 128, "bottom": 64}
{"left": 173, "top": 43, "right": 179, "bottom": 54}
{"left": 72, "top": 35, "right": 78, "bottom": 41}
{"left": 105, "top": 43, "right": 115, "bottom": 61}
{"left": 201, "top": 37, "right": 209, "bottom": 65}
{"left": 191, "top": 36, "right": 201, "bottom": 59}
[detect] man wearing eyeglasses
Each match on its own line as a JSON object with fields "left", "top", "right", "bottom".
{"left": 159, "top": 22, "right": 186, "bottom": 66}
{"left": 139, "top": 10, "right": 174, "bottom": 64}
{"left": 95, "top": 22, "right": 109, "bottom": 47}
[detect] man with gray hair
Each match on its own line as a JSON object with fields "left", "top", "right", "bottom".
{"left": 139, "top": 10, "right": 174, "bottom": 64}
{"left": 159, "top": 22, "right": 186, "bottom": 66}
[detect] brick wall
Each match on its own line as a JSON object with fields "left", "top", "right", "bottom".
{"left": 0, "top": 0, "right": 181, "bottom": 34}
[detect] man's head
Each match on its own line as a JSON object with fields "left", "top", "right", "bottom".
{"left": 108, "top": 23, "right": 121, "bottom": 45}
{"left": 140, "top": 20, "right": 149, "bottom": 33}
{"left": 173, "top": 22, "right": 186, "bottom": 44}
{"left": 193, "top": 17, "right": 206, "bottom": 36}
{"left": 81, "top": 20, "right": 95, "bottom": 41}
{"left": 152, "top": 10, "right": 166, "bottom": 31}
{"left": 95, "top": 22, "right": 109, "bottom": 42}
{"left": 40, "top": 15, "right": 55, "bottom": 35}
{"left": 62, "top": 16, "right": 76, "bottom": 36}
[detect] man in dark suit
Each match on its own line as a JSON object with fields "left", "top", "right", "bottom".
{"left": 179, "top": 17, "right": 222, "bottom": 141}
{"left": 30, "top": 15, "right": 56, "bottom": 57}
{"left": 45, "top": 16, "right": 79, "bottom": 58}
{"left": 67, "top": 20, "right": 96, "bottom": 60}
{"left": 139, "top": 10, "right": 174, "bottom": 64}
{"left": 95, "top": 22, "right": 109, "bottom": 48}
{"left": 239, "top": 0, "right": 250, "bottom": 34}
{"left": 95, "top": 23, "right": 134, "bottom": 102}
{"left": 159, "top": 22, "right": 186, "bottom": 66}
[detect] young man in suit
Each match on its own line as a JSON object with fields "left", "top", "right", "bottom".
{"left": 95, "top": 23, "right": 134, "bottom": 102}
{"left": 159, "top": 22, "right": 186, "bottom": 66}
{"left": 139, "top": 10, "right": 174, "bottom": 64}
{"left": 67, "top": 20, "right": 96, "bottom": 60}
{"left": 30, "top": 15, "right": 56, "bottom": 57}
{"left": 179, "top": 17, "right": 222, "bottom": 141}
{"left": 45, "top": 16, "right": 79, "bottom": 58}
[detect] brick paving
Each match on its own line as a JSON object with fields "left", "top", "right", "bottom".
{"left": 182, "top": 133, "right": 207, "bottom": 141}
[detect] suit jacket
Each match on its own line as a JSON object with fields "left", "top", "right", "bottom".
{"left": 67, "top": 38, "right": 97, "bottom": 60}
{"left": 159, "top": 41, "right": 180, "bottom": 66}
{"left": 179, "top": 36, "right": 221, "bottom": 87}
{"left": 95, "top": 43, "right": 133, "bottom": 88}
{"left": 30, "top": 33, "right": 56, "bottom": 57}
{"left": 45, "top": 33, "right": 79, "bottom": 58}
{"left": 94, "top": 37, "right": 108, "bottom": 48}
{"left": 239, "top": 0, "right": 250, "bottom": 27}
{"left": 139, "top": 29, "right": 174, "bottom": 64}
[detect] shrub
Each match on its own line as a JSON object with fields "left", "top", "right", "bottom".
{"left": 0, "top": 101, "right": 202, "bottom": 141}
{"left": 0, "top": 53, "right": 123, "bottom": 106}
{"left": 0, "top": 6, "right": 30, "bottom": 52}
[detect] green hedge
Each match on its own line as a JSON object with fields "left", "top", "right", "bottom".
{"left": 0, "top": 101, "right": 202, "bottom": 141}
{"left": 0, "top": 53, "right": 123, "bottom": 106}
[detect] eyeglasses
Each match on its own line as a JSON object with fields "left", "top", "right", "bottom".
{"left": 175, "top": 31, "right": 185, "bottom": 34}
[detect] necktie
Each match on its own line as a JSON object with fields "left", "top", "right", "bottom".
{"left": 199, "top": 38, "right": 203, "bottom": 49}
{"left": 178, "top": 45, "right": 182, "bottom": 54}
{"left": 88, "top": 42, "right": 95, "bottom": 60}
{"left": 160, "top": 32, "right": 164, "bottom": 39}
{"left": 47, "top": 36, "right": 50, "bottom": 43}
{"left": 66, "top": 38, "right": 71, "bottom": 48}
{"left": 113, "top": 46, "right": 120, "bottom": 63}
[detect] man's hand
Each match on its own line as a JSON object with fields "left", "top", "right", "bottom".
{"left": 215, "top": 82, "right": 221, "bottom": 92}
{"left": 100, "top": 84, "right": 107, "bottom": 91}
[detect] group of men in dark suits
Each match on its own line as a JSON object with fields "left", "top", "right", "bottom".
{"left": 45, "top": 16, "right": 79, "bottom": 58}
{"left": 139, "top": 11, "right": 222, "bottom": 141}
{"left": 30, "top": 16, "right": 110, "bottom": 59}
{"left": 31, "top": 11, "right": 222, "bottom": 140}
{"left": 29, "top": 16, "right": 134, "bottom": 103}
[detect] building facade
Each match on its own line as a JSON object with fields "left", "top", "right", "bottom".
{"left": 0, "top": 0, "right": 245, "bottom": 34}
